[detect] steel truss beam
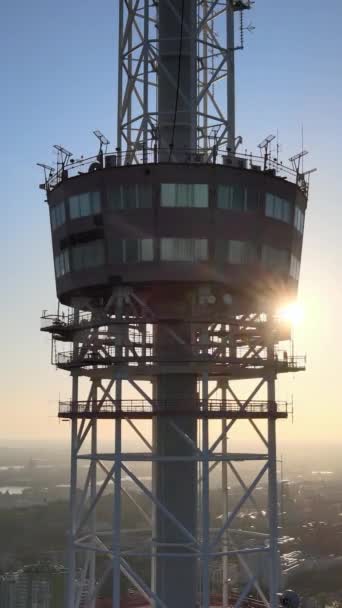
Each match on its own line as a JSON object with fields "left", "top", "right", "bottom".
{"left": 116, "top": 0, "right": 250, "bottom": 159}
{"left": 66, "top": 374, "right": 276, "bottom": 608}
{"left": 49, "top": 289, "right": 297, "bottom": 608}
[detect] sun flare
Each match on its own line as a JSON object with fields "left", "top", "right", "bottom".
{"left": 278, "top": 302, "right": 304, "bottom": 326}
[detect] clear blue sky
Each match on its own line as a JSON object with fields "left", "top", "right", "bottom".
{"left": 1, "top": 0, "right": 342, "bottom": 440}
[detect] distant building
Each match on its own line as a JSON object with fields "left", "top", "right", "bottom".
{"left": 0, "top": 573, "right": 17, "bottom": 608}
{"left": 0, "top": 562, "right": 65, "bottom": 607}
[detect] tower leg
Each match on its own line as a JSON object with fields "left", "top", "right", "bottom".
{"left": 221, "top": 383, "right": 229, "bottom": 608}
{"left": 267, "top": 325, "right": 279, "bottom": 606}
{"left": 67, "top": 413, "right": 78, "bottom": 608}
{"left": 67, "top": 308, "right": 79, "bottom": 608}
{"left": 112, "top": 380, "right": 122, "bottom": 608}
{"left": 89, "top": 397, "right": 98, "bottom": 608}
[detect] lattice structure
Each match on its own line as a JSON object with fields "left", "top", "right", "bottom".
{"left": 41, "top": 289, "right": 304, "bottom": 608}
{"left": 117, "top": 0, "right": 251, "bottom": 162}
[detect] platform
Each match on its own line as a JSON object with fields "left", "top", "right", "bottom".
{"left": 58, "top": 398, "right": 289, "bottom": 420}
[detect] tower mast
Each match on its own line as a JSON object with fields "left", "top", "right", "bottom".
{"left": 40, "top": 2, "right": 309, "bottom": 607}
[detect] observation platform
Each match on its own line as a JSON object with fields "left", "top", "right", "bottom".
{"left": 55, "top": 347, "right": 305, "bottom": 376}
{"left": 44, "top": 147, "right": 307, "bottom": 308}
{"left": 41, "top": 311, "right": 291, "bottom": 340}
{"left": 58, "top": 398, "right": 289, "bottom": 420}
{"left": 41, "top": 312, "right": 274, "bottom": 334}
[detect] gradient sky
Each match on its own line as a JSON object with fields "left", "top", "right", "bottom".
{"left": 1, "top": 0, "right": 341, "bottom": 443}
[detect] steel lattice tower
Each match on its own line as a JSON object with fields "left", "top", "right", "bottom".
{"left": 40, "top": 2, "right": 309, "bottom": 607}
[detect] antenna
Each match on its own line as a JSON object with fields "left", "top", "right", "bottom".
{"left": 93, "top": 130, "right": 110, "bottom": 154}
{"left": 234, "top": 135, "right": 243, "bottom": 151}
{"left": 37, "top": 163, "right": 55, "bottom": 190}
{"left": 276, "top": 129, "right": 281, "bottom": 164}
{"left": 37, "top": 162, "right": 55, "bottom": 174}
{"left": 53, "top": 145, "right": 73, "bottom": 176}
{"left": 53, "top": 145, "right": 72, "bottom": 160}
{"left": 289, "top": 150, "right": 308, "bottom": 174}
{"left": 234, "top": 1, "right": 254, "bottom": 51}
{"left": 258, "top": 134, "right": 275, "bottom": 170}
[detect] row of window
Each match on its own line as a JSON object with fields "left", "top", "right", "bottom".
{"left": 55, "top": 238, "right": 301, "bottom": 278}
{"left": 55, "top": 241, "right": 104, "bottom": 277}
{"left": 50, "top": 186, "right": 305, "bottom": 232}
{"left": 50, "top": 192, "right": 101, "bottom": 230}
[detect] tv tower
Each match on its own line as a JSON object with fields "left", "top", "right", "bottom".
{"left": 40, "top": 2, "right": 310, "bottom": 607}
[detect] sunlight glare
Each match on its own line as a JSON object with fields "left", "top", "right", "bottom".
{"left": 278, "top": 302, "right": 304, "bottom": 327}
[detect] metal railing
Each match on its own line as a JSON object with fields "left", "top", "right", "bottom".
{"left": 40, "top": 147, "right": 308, "bottom": 195}
{"left": 58, "top": 398, "right": 289, "bottom": 417}
{"left": 41, "top": 311, "right": 271, "bottom": 333}
{"left": 55, "top": 346, "right": 305, "bottom": 370}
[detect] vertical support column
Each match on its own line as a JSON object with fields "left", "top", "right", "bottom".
{"left": 67, "top": 374, "right": 78, "bottom": 608}
{"left": 202, "top": 372, "right": 210, "bottom": 608}
{"left": 221, "top": 382, "right": 229, "bottom": 608}
{"left": 66, "top": 307, "right": 79, "bottom": 608}
{"left": 89, "top": 381, "right": 98, "bottom": 608}
{"left": 143, "top": 0, "right": 150, "bottom": 163}
{"left": 267, "top": 320, "right": 279, "bottom": 606}
{"left": 117, "top": 0, "right": 124, "bottom": 153}
{"left": 202, "top": 0, "right": 209, "bottom": 152}
{"left": 112, "top": 379, "right": 122, "bottom": 608}
{"left": 127, "top": 0, "right": 133, "bottom": 160}
{"left": 227, "top": 0, "right": 236, "bottom": 154}
{"left": 151, "top": 379, "right": 157, "bottom": 601}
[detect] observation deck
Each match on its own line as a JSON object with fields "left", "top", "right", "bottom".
{"left": 58, "top": 398, "right": 289, "bottom": 419}
{"left": 44, "top": 146, "right": 308, "bottom": 309}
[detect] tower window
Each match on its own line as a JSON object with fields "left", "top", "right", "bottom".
{"left": 54, "top": 249, "right": 70, "bottom": 278}
{"left": 71, "top": 240, "right": 105, "bottom": 271}
{"left": 294, "top": 206, "right": 305, "bottom": 234}
{"left": 290, "top": 255, "right": 300, "bottom": 280}
{"left": 109, "top": 239, "right": 154, "bottom": 263}
{"left": 50, "top": 201, "right": 66, "bottom": 230}
{"left": 217, "top": 185, "right": 248, "bottom": 211}
{"left": 215, "top": 240, "right": 257, "bottom": 264}
{"left": 109, "top": 185, "right": 152, "bottom": 209}
{"left": 265, "top": 193, "right": 292, "bottom": 224}
{"left": 262, "top": 245, "right": 289, "bottom": 274}
{"left": 160, "top": 238, "right": 208, "bottom": 261}
{"left": 161, "top": 184, "right": 208, "bottom": 208}
{"left": 69, "top": 192, "right": 101, "bottom": 219}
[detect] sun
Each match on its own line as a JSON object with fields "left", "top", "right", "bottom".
{"left": 278, "top": 302, "right": 304, "bottom": 327}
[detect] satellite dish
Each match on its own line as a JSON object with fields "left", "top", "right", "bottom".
{"left": 279, "top": 590, "right": 300, "bottom": 608}
{"left": 88, "top": 162, "right": 102, "bottom": 173}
